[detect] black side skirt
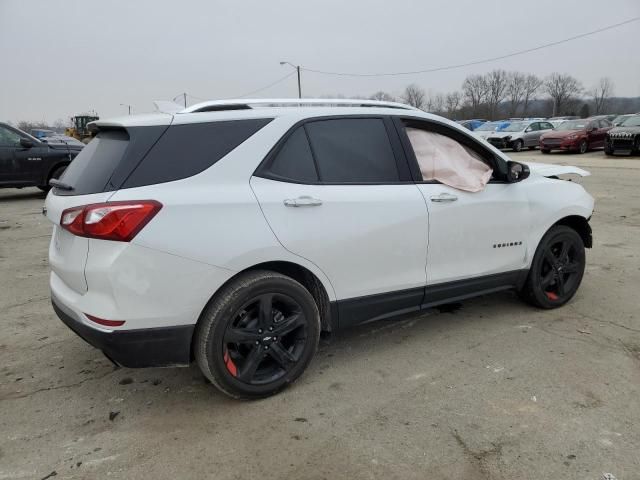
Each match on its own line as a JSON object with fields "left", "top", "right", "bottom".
{"left": 336, "top": 270, "right": 527, "bottom": 329}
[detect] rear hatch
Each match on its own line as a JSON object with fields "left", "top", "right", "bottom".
{"left": 45, "top": 117, "right": 172, "bottom": 294}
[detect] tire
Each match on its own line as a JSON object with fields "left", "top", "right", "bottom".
{"left": 541, "top": 149, "right": 551, "bottom": 154}
{"left": 38, "top": 164, "right": 67, "bottom": 192}
{"left": 520, "top": 225, "right": 585, "bottom": 309}
{"left": 604, "top": 144, "right": 614, "bottom": 156}
{"left": 578, "top": 140, "right": 588, "bottom": 154}
{"left": 194, "top": 270, "right": 321, "bottom": 399}
{"left": 512, "top": 139, "right": 523, "bottom": 152}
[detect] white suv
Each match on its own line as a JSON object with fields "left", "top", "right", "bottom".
{"left": 45, "top": 99, "right": 594, "bottom": 398}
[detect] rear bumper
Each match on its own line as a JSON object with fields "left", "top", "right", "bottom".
{"left": 52, "top": 294, "right": 193, "bottom": 368}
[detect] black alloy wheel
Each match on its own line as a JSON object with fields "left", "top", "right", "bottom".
{"left": 222, "top": 293, "right": 308, "bottom": 385}
{"left": 195, "top": 271, "right": 320, "bottom": 399}
{"left": 520, "top": 226, "right": 585, "bottom": 309}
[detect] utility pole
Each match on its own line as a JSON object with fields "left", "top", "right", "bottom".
{"left": 184, "top": 93, "right": 187, "bottom": 108}
{"left": 120, "top": 103, "right": 132, "bottom": 115}
{"left": 280, "top": 61, "right": 302, "bottom": 99}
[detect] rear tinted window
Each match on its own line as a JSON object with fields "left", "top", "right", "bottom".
{"left": 123, "top": 119, "right": 271, "bottom": 189}
{"left": 305, "top": 119, "right": 399, "bottom": 183}
{"left": 268, "top": 127, "right": 318, "bottom": 182}
{"left": 55, "top": 119, "right": 271, "bottom": 195}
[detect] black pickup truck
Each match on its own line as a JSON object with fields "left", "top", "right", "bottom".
{"left": 0, "top": 122, "right": 83, "bottom": 191}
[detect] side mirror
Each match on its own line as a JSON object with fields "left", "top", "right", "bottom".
{"left": 19, "top": 138, "right": 34, "bottom": 149}
{"left": 525, "top": 127, "right": 532, "bottom": 133}
{"left": 507, "top": 161, "right": 530, "bottom": 183}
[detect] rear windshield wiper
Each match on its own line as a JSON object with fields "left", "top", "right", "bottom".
{"left": 49, "top": 179, "right": 74, "bottom": 191}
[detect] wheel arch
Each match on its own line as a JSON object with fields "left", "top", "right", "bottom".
{"left": 553, "top": 215, "right": 592, "bottom": 248}
{"left": 44, "top": 160, "right": 70, "bottom": 184}
{"left": 198, "top": 260, "right": 336, "bottom": 333}
{"left": 243, "top": 261, "right": 336, "bottom": 333}
{"left": 190, "top": 260, "right": 336, "bottom": 363}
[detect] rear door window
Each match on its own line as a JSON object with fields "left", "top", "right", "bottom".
{"left": 259, "top": 126, "right": 318, "bottom": 183}
{"left": 305, "top": 118, "right": 400, "bottom": 183}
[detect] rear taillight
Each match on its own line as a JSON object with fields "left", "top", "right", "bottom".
{"left": 60, "top": 200, "right": 162, "bottom": 242}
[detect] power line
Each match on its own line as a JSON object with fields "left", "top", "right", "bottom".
{"left": 232, "top": 71, "right": 296, "bottom": 98}
{"left": 301, "top": 17, "right": 640, "bottom": 77}
{"left": 170, "top": 72, "right": 296, "bottom": 105}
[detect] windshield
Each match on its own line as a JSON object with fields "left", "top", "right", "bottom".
{"left": 621, "top": 116, "right": 640, "bottom": 127}
{"left": 476, "top": 122, "right": 500, "bottom": 131}
{"left": 502, "top": 122, "right": 527, "bottom": 132}
{"left": 556, "top": 120, "right": 587, "bottom": 130}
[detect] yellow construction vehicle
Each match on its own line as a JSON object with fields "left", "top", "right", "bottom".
{"left": 65, "top": 114, "right": 99, "bottom": 144}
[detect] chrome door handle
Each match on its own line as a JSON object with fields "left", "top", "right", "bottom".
{"left": 283, "top": 196, "right": 323, "bottom": 207}
{"left": 430, "top": 193, "right": 458, "bottom": 203}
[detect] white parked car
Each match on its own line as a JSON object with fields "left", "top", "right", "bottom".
{"left": 485, "top": 120, "right": 554, "bottom": 152}
{"left": 45, "top": 99, "right": 594, "bottom": 398}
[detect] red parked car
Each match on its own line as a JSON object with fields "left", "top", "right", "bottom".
{"left": 539, "top": 117, "right": 613, "bottom": 154}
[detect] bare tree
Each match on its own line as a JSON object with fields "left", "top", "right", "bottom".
{"left": 522, "top": 74, "right": 543, "bottom": 116}
{"left": 445, "top": 91, "right": 462, "bottom": 117}
{"left": 401, "top": 84, "right": 427, "bottom": 110}
{"left": 462, "top": 74, "right": 488, "bottom": 117}
{"left": 429, "top": 92, "right": 445, "bottom": 114}
{"left": 591, "top": 77, "right": 614, "bottom": 114}
{"left": 484, "top": 70, "right": 509, "bottom": 119}
{"left": 506, "top": 72, "right": 526, "bottom": 117}
{"left": 52, "top": 118, "right": 68, "bottom": 133}
{"left": 544, "top": 73, "right": 583, "bottom": 116}
{"left": 370, "top": 91, "right": 396, "bottom": 102}
{"left": 17, "top": 120, "right": 51, "bottom": 133}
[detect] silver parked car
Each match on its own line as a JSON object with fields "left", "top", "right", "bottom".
{"left": 485, "top": 120, "right": 554, "bottom": 152}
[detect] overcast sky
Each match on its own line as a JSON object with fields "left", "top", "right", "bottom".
{"left": 1, "top": 0, "right": 638, "bottom": 123}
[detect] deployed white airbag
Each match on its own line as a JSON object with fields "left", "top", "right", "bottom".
{"left": 406, "top": 128, "right": 493, "bottom": 192}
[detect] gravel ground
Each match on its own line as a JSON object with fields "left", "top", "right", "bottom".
{"left": 0, "top": 150, "right": 639, "bottom": 480}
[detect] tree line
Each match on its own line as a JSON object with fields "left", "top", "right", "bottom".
{"left": 7, "top": 71, "right": 639, "bottom": 132}
{"left": 370, "top": 71, "right": 635, "bottom": 120}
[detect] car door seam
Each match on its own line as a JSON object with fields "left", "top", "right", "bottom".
{"left": 248, "top": 178, "right": 338, "bottom": 301}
